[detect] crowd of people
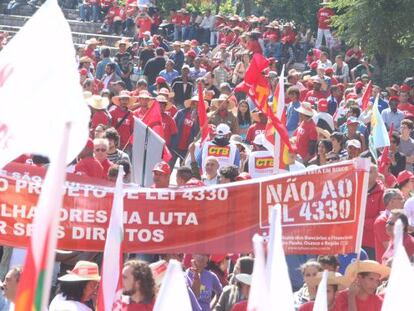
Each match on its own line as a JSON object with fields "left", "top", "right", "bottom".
{"left": 1, "top": 0, "right": 414, "bottom": 310}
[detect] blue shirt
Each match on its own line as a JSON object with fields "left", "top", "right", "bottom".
{"left": 370, "top": 96, "right": 388, "bottom": 113}
{"left": 95, "top": 57, "right": 122, "bottom": 80}
{"left": 159, "top": 69, "right": 180, "bottom": 85}
{"left": 286, "top": 101, "right": 301, "bottom": 132}
{"left": 338, "top": 251, "right": 368, "bottom": 274}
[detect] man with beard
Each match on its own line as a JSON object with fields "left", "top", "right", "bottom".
{"left": 196, "top": 123, "right": 240, "bottom": 175}
{"left": 121, "top": 260, "right": 155, "bottom": 310}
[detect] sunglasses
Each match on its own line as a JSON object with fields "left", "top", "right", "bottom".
{"left": 95, "top": 148, "right": 107, "bottom": 152}
{"left": 386, "top": 221, "right": 395, "bottom": 226}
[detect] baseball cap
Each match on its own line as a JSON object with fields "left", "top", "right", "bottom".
{"left": 216, "top": 123, "right": 231, "bottom": 136}
{"left": 155, "top": 76, "right": 166, "bottom": 84}
{"left": 346, "top": 139, "right": 361, "bottom": 149}
{"left": 397, "top": 170, "right": 414, "bottom": 185}
{"left": 325, "top": 67, "right": 334, "bottom": 74}
{"left": 152, "top": 161, "right": 171, "bottom": 175}
{"left": 186, "top": 50, "right": 196, "bottom": 58}
{"left": 400, "top": 84, "right": 411, "bottom": 93}
{"left": 355, "top": 81, "right": 364, "bottom": 89}
{"left": 181, "top": 64, "right": 190, "bottom": 71}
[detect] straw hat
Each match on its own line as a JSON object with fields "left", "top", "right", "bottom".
{"left": 115, "top": 38, "right": 132, "bottom": 48}
{"left": 137, "top": 90, "right": 153, "bottom": 100}
{"left": 58, "top": 261, "right": 101, "bottom": 282}
{"left": 85, "top": 37, "right": 99, "bottom": 46}
{"left": 112, "top": 90, "right": 137, "bottom": 107}
{"left": 184, "top": 95, "right": 201, "bottom": 108}
{"left": 308, "top": 271, "right": 351, "bottom": 288}
{"left": 211, "top": 94, "right": 229, "bottom": 108}
{"left": 79, "top": 56, "right": 93, "bottom": 63}
{"left": 155, "top": 95, "right": 168, "bottom": 103}
{"left": 295, "top": 101, "right": 315, "bottom": 117}
{"left": 230, "top": 134, "right": 251, "bottom": 153}
{"left": 155, "top": 87, "right": 175, "bottom": 99}
{"left": 344, "top": 260, "right": 390, "bottom": 282}
{"left": 87, "top": 95, "right": 110, "bottom": 110}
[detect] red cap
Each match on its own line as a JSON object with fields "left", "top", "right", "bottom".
{"left": 155, "top": 76, "right": 166, "bottom": 84}
{"left": 337, "top": 83, "right": 345, "bottom": 91}
{"left": 152, "top": 161, "right": 171, "bottom": 175}
{"left": 79, "top": 68, "right": 88, "bottom": 76}
{"left": 317, "top": 98, "right": 328, "bottom": 112}
{"left": 310, "top": 61, "right": 318, "bottom": 70}
{"left": 355, "top": 81, "right": 364, "bottom": 89}
{"left": 235, "top": 172, "right": 252, "bottom": 181}
{"left": 389, "top": 96, "right": 399, "bottom": 102}
{"left": 397, "top": 170, "right": 414, "bottom": 185}
{"left": 400, "top": 84, "right": 411, "bottom": 93}
{"left": 186, "top": 50, "right": 196, "bottom": 58}
{"left": 325, "top": 67, "right": 333, "bottom": 74}
{"left": 268, "top": 34, "right": 278, "bottom": 41}
{"left": 190, "top": 39, "right": 198, "bottom": 46}
{"left": 210, "top": 254, "right": 228, "bottom": 264}
{"left": 86, "top": 138, "right": 94, "bottom": 150}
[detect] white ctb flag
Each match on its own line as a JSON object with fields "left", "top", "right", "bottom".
{"left": 0, "top": 0, "right": 90, "bottom": 168}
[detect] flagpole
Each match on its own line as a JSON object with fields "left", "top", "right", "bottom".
{"left": 141, "top": 126, "right": 149, "bottom": 187}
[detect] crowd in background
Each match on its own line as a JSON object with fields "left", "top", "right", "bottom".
{"left": 1, "top": 0, "right": 414, "bottom": 310}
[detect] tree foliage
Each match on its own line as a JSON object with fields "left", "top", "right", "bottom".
{"left": 254, "top": 0, "right": 320, "bottom": 29}
{"left": 330, "top": 0, "right": 414, "bottom": 83}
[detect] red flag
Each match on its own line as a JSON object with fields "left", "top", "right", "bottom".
{"left": 245, "top": 53, "right": 270, "bottom": 85}
{"left": 142, "top": 101, "right": 164, "bottom": 138}
{"left": 197, "top": 82, "right": 209, "bottom": 145}
{"left": 361, "top": 80, "right": 373, "bottom": 111}
{"left": 142, "top": 101, "right": 172, "bottom": 162}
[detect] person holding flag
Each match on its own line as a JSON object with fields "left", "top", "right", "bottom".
{"left": 291, "top": 102, "right": 318, "bottom": 164}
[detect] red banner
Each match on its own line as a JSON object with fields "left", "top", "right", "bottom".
{"left": 0, "top": 159, "right": 369, "bottom": 254}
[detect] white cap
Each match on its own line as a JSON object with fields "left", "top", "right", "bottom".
{"left": 216, "top": 123, "right": 231, "bottom": 136}
{"left": 347, "top": 139, "right": 361, "bottom": 149}
{"left": 253, "top": 133, "right": 265, "bottom": 146}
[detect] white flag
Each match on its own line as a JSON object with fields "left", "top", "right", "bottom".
{"left": 0, "top": 0, "right": 90, "bottom": 168}
{"left": 247, "top": 234, "right": 268, "bottom": 311}
{"left": 132, "top": 116, "right": 165, "bottom": 186}
{"left": 313, "top": 270, "right": 328, "bottom": 311}
{"left": 381, "top": 220, "right": 414, "bottom": 310}
{"left": 266, "top": 206, "right": 295, "bottom": 311}
{"left": 154, "top": 259, "right": 192, "bottom": 311}
{"left": 97, "top": 165, "right": 124, "bottom": 311}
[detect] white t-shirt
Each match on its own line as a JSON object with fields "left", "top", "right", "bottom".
{"left": 49, "top": 294, "right": 92, "bottom": 311}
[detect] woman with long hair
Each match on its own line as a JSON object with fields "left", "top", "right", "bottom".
{"left": 237, "top": 100, "right": 252, "bottom": 141}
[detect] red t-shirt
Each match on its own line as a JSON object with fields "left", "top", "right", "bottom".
{"left": 299, "top": 301, "right": 341, "bottom": 311}
{"left": 133, "top": 107, "right": 148, "bottom": 120}
{"left": 171, "top": 13, "right": 182, "bottom": 25}
{"left": 231, "top": 300, "right": 247, "bottom": 311}
{"left": 374, "top": 211, "right": 389, "bottom": 262}
{"left": 305, "top": 90, "right": 326, "bottom": 108}
{"left": 136, "top": 17, "right": 152, "bottom": 38}
{"left": 122, "top": 300, "right": 154, "bottom": 311}
{"left": 75, "top": 157, "right": 105, "bottom": 179}
{"left": 99, "top": 158, "right": 113, "bottom": 177}
{"left": 294, "top": 119, "right": 318, "bottom": 160}
{"left": 91, "top": 110, "right": 111, "bottom": 130}
{"left": 110, "top": 106, "right": 134, "bottom": 149}
{"left": 335, "top": 290, "right": 383, "bottom": 311}
{"left": 178, "top": 110, "right": 194, "bottom": 150}
{"left": 164, "top": 105, "right": 178, "bottom": 118}
{"left": 245, "top": 122, "right": 266, "bottom": 144}
{"left": 318, "top": 7, "right": 334, "bottom": 29}
{"left": 181, "top": 14, "right": 191, "bottom": 26}
{"left": 306, "top": 48, "right": 322, "bottom": 65}
{"left": 161, "top": 112, "right": 178, "bottom": 146}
